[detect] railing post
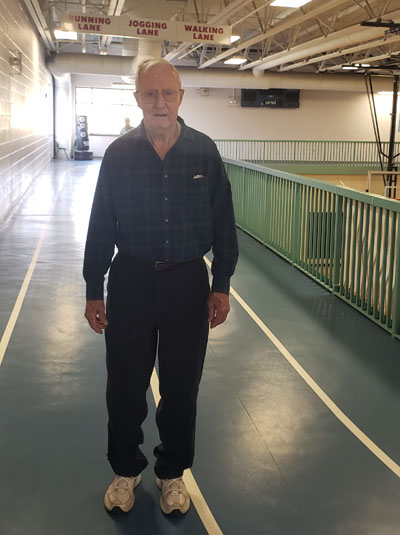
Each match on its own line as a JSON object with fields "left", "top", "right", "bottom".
{"left": 291, "top": 182, "right": 302, "bottom": 265}
{"left": 391, "top": 216, "right": 400, "bottom": 337}
{"left": 332, "top": 194, "right": 343, "bottom": 294}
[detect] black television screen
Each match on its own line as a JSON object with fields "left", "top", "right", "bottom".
{"left": 241, "top": 89, "right": 300, "bottom": 108}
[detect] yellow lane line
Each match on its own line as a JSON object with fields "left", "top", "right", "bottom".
{"left": 150, "top": 369, "right": 224, "bottom": 535}
{"left": 204, "top": 257, "right": 400, "bottom": 479}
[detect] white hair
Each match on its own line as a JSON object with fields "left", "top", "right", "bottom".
{"left": 135, "top": 58, "right": 181, "bottom": 90}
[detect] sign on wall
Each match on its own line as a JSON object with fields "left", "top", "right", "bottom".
{"left": 59, "top": 13, "right": 231, "bottom": 44}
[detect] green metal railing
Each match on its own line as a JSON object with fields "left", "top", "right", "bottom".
{"left": 216, "top": 140, "right": 400, "bottom": 166}
{"left": 225, "top": 158, "right": 400, "bottom": 338}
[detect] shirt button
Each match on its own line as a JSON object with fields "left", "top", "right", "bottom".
{"left": 164, "top": 174, "right": 168, "bottom": 178}
{"left": 164, "top": 197, "right": 168, "bottom": 201}
{"left": 165, "top": 218, "right": 169, "bottom": 223}
{"left": 165, "top": 240, "right": 169, "bottom": 244}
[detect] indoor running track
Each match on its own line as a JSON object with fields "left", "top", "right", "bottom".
{"left": 0, "top": 160, "right": 399, "bottom": 535}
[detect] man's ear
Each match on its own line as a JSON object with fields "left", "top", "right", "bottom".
{"left": 134, "top": 92, "right": 141, "bottom": 108}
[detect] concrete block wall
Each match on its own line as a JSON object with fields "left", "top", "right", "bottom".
{"left": 0, "top": 0, "right": 53, "bottom": 227}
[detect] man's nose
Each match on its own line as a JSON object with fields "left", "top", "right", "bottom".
{"left": 155, "top": 91, "right": 166, "bottom": 106}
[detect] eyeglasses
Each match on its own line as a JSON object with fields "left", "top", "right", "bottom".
{"left": 137, "top": 89, "right": 181, "bottom": 104}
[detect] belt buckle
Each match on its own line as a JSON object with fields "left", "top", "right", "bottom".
{"left": 155, "top": 260, "right": 168, "bottom": 271}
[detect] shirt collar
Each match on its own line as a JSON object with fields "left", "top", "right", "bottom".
{"left": 136, "top": 116, "right": 193, "bottom": 143}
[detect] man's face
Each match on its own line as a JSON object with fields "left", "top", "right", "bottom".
{"left": 135, "top": 64, "right": 184, "bottom": 133}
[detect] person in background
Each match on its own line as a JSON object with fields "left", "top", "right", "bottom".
{"left": 83, "top": 57, "right": 238, "bottom": 516}
{"left": 120, "top": 117, "right": 133, "bottom": 135}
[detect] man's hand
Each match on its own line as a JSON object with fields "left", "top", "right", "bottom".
{"left": 207, "top": 292, "right": 230, "bottom": 329}
{"left": 85, "top": 300, "right": 108, "bottom": 334}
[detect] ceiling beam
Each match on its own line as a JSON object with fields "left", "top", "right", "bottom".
{"left": 320, "top": 50, "right": 400, "bottom": 71}
{"left": 23, "top": 0, "right": 56, "bottom": 51}
{"left": 164, "top": 0, "right": 260, "bottom": 62}
{"left": 232, "top": 1, "right": 270, "bottom": 29}
{"left": 245, "top": 8, "right": 400, "bottom": 73}
{"left": 100, "top": 0, "right": 126, "bottom": 52}
{"left": 198, "top": 0, "right": 351, "bottom": 69}
{"left": 279, "top": 33, "right": 400, "bottom": 71}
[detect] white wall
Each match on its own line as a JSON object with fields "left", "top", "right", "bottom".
{"left": 0, "top": 0, "right": 53, "bottom": 226}
{"left": 69, "top": 74, "right": 397, "bottom": 156}
{"left": 180, "top": 88, "right": 395, "bottom": 142}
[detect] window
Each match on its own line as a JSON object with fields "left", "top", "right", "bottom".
{"left": 75, "top": 87, "right": 143, "bottom": 135}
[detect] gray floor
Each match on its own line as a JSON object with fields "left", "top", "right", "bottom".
{"left": 0, "top": 160, "right": 399, "bottom": 535}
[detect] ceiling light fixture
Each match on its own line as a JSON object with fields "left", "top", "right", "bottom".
{"left": 271, "top": 0, "right": 312, "bottom": 7}
{"left": 54, "top": 30, "right": 78, "bottom": 40}
{"left": 342, "top": 65, "right": 358, "bottom": 70}
{"left": 224, "top": 56, "right": 248, "bottom": 65}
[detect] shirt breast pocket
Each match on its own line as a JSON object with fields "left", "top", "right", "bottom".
{"left": 185, "top": 174, "right": 210, "bottom": 211}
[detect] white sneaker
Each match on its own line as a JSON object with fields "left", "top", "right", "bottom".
{"left": 156, "top": 477, "right": 190, "bottom": 514}
{"left": 104, "top": 474, "right": 142, "bottom": 513}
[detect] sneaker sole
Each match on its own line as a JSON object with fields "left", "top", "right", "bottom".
{"left": 156, "top": 477, "right": 190, "bottom": 515}
{"left": 104, "top": 474, "right": 142, "bottom": 514}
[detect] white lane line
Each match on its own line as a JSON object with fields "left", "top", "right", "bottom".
{"left": 204, "top": 257, "right": 400, "bottom": 479}
{"left": 0, "top": 174, "right": 65, "bottom": 367}
{"left": 150, "top": 369, "right": 224, "bottom": 535}
{"left": 0, "top": 231, "right": 47, "bottom": 367}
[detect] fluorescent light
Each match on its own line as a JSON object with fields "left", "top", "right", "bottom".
{"left": 230, "top": 35, "right": 240, "bottom": 43}
{"left": 342, "top": 65, "right": 358, "bottom": 70}
{"left": 54, "top": 30, "right": 78, "bottom": 40}
{"left": 224, "top": 57, "right": 248, "bottom": 65}
{"left": 271, "top": 0, "right": 312, "bottom": 7}
{"left": 377, "top": 91, "right": 397, "bottom": 95}
{"left": 360, "top": 64, "right": 371, "bottom": 67}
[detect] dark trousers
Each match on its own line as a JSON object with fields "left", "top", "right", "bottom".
{"left": 105, "top": 252, "right": 210, "bottom": 479}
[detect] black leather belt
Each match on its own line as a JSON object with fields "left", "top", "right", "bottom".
{"left": 118, "top": 252, "right": 199, "bottom": 271}
{"left": 153, "top": 260, "right": 178, "bottom": 271}
{"left": 130, "top": 258, "right": 179, "bottom": 270}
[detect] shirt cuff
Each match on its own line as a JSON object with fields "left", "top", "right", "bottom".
{"left": 86, "top": 280, "right": 104, "bottom": 301}
{"left": 211, "top": 274, "right": 230, "bottom": 295}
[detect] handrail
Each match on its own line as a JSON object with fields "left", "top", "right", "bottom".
{"left": 224, "top": 158, "right": 400, "bottom": 338}
{"left": 216, "top": 140, "right": 400, "bottom": 166}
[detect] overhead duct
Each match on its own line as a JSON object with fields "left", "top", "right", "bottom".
{"left": 48, "top": 38, "right": 163, "bottom": 85}
{"left": 127, "top": 39, "right": 163, "bottom": 85}
{"left": 47, "top": 53, "right": 393, "bottom": 92}
{"left": 47, "top": 53, "right": 136, "bottom": 77}
{"left": 133, "top": 40, "right": 162, "bottom": 68}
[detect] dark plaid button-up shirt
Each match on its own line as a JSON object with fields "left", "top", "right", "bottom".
{"left": 83, "top": 116, "right": 238, "bottom": 300}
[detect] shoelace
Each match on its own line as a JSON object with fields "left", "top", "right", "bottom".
{"left": 113, "top": 476, "right": 133, "bottom": 494}
{"left": 162, "top": 478, "right": 186, "bottom": 506}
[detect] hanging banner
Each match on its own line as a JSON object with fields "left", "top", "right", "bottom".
{"left": 59, "top": 14, "right": 231, "bottom": 44}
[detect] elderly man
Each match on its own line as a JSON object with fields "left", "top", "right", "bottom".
{"left": 83, "top": 58, "right": 238, "bottom": 515}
